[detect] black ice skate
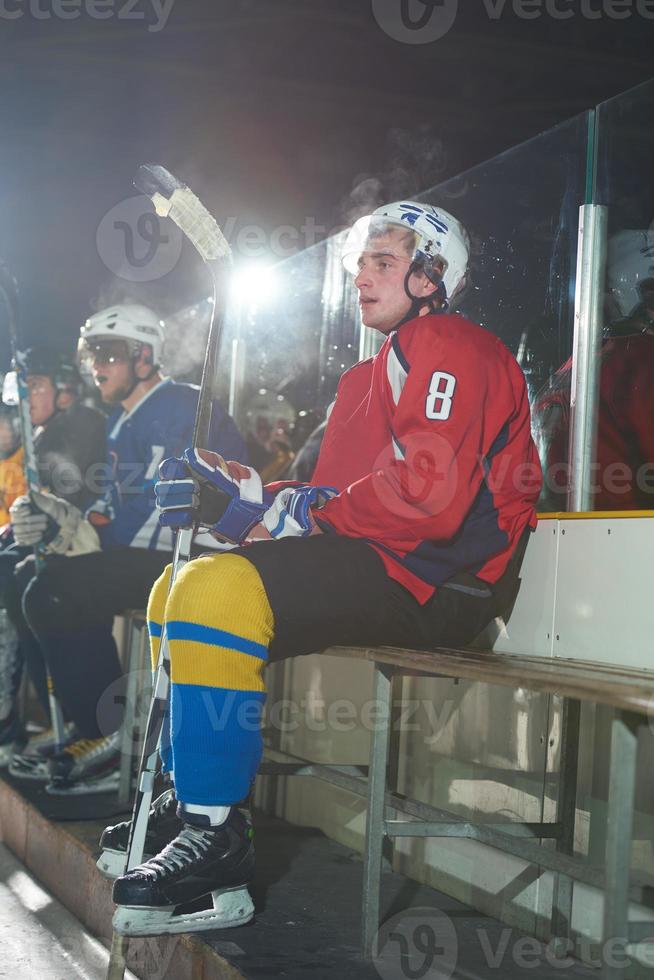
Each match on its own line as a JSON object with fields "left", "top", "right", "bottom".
{"left": 8, "top": 722, "right": 77, "bottom": 781}
{"left": 46, "top": 731, "right": 121, "bottom": 795}
{"left": 97, "top": 787, "right": 182, "bottom": 880}
{"left": 112, "top": 808, "right": 255, "bottom": 936}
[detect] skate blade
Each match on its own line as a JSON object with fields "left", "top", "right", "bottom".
{"left": 8, "top": 759, "right": 51, "bottom": 781}
{"left": 45, "top": 772, "right": 121, "bottom": 795}
{"left": 112, "top": 886, "right": 254, "bottom": 937}
{"left": 96, "top": 848, "right": 154, "bottom": 881}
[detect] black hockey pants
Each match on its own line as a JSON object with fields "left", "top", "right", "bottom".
{"left": 15, "top": 548, "right": 170, "bottom": 738}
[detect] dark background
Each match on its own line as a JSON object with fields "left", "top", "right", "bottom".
{"left": 0, "top": 0, "right": 652, "bottom": 367}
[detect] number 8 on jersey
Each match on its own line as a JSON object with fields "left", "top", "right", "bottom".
{"left": 425, "top": 371, "right": 457, "bottom": 421}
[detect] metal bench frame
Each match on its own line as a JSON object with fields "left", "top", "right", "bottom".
{"left": 112, "top": 620, "right": 654, "bottom": 979}
{"left": 259, "top": 646, "right": 654, "bottom": 980}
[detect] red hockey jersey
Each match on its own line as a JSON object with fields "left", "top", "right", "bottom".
{"left": 310, "top": 313, "right": 542, "bottom": 603}
{"left": 534, "top": 333, "right": 654, "bottom": 511}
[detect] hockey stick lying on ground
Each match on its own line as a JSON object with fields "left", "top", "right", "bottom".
{"left": 0, "top": 264, "right": 67, "bottom": 750}
{"left": 106, "top": 165, "right": 232, "bottom": 980}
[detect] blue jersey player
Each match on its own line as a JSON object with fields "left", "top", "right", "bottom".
{"left": 8, "top": 305, "right": 245, "bottom": 796}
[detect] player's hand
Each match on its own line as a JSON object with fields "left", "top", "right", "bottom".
{"left": 260, "top": 484, "right": 336, "bottom": 539}
{"left": 155, "top": 448, "right": 270, "bottom": 545}
{"left": 10, "top": 490, "right": 100, "bottom": 556}
{"left": 10, "top": 494, "right": 48, "bottom": 547}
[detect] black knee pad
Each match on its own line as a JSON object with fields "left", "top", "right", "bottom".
{"left": 22, "top": 570, "right": 68, "bottom": 634}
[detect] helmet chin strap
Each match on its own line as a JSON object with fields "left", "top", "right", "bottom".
{"left": 122, "top": 352, "right": 159, "bottom": 399}
{"left": 395, "top": 262, "right": 447, "bottom": 330}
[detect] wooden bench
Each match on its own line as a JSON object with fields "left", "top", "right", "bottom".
{"left": 260, "top": 645, "right": 654, "bottom": 980}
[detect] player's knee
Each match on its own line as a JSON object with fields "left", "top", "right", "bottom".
{"left": 147, "top": 563, "right": 172, "bottom": 671}
{"left": 166, "top": 553, "right": 273, "bottom": 692}
{"left": 22, "top": 570, "right": 63, "bottom": 633}
{"left": 166, "top": 553, "right": 274, "bottom": 653}
{"left": 147, "top": 564, "right": 172, "bottom": 626}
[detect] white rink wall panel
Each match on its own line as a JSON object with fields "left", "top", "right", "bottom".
{"left": 492, "top": 515, "right": 654, "bottom": 671}
{"left": 491, "top": 520, "right": 558, "bottom": 659}
{"left": 553, "top": 517, "right": 654, "bottom": 669}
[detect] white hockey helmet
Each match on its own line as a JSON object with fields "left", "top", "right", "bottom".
{"left": 80, "top": 304, "right": 165, "bottom": 366}
{"left": 342, "top": 200, "right": 470, "bottom": 306}
{"left": 607, "top": 230, "right": 654, "bottom": 317}
{"left": 245, "top": 390, "right": 296, "bottom": 440}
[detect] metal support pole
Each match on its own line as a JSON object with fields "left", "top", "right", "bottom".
{"left": 117, "top": 616, "right": 144, "bottom": 806}
{"left": 551, "top": 698, "right": 581, "bottom": 944}
{"left": 567, "top": 203, "right": 607, "bottom": 511}
{"left": 602, "top": 711, "right": 640, "bottom": 980}
{"left": 361, "top": 664, "right": 393, "bottom": 959}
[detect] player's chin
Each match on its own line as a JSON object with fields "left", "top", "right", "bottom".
{"left": 359, "top": 308, "right": 379, "bottom": 329}
{"left": 97, "top": 384, "right": 121, "bottom": 405}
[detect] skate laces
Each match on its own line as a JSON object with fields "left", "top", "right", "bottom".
{"left": 146, "top": 825, "right": 219, "bottom": 878}
{"left": 152, "top": 788, "right": 176, "bottom": 818}
{"left": 65, "top": 736, "right": 106, "bottom": 758}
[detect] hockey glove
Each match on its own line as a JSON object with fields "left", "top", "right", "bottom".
{"left": 261, "top": 484, "right": 337, "bottom": 538}
{"left": 10, "top": 491, "right": 101, "bottom": 556}
{"left": 155, "top": 448, "right": 271, "bottom": 544}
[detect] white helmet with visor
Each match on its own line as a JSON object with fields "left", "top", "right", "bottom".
{"left": 78, "top": 304, "right": 165, "bottom": 368}
{"left": 342, "top": 201, "right": 470, "bottom": 308}
{"left": 607, "top": 230, "right": 654, "bottom": 318}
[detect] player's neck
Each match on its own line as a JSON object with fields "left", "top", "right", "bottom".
{"left": 120, "top": 373, "right": 163, "bottom": 413}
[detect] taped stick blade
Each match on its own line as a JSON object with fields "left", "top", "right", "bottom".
{"left": 133, "top": 164, "right": 231, "bottom": 264}
{"left": 133, "top": 163, "right": 183, "bottom": 200}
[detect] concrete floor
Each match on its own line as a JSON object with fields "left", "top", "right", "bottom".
{"left": 0, "top": 771, "right": 604, "bottom": 980}
{"left": 0, "top": 844, "right": 137, "bottom": 980}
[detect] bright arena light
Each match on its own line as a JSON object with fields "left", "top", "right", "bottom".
{"left": 229, "top": 262, "right": 280, "bottom": 308}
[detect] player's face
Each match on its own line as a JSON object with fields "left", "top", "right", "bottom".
{"left": 27, "top": 374, "right": 57, "bottom": 426}
{"left": 87, "top": 340, "right": 135, "bottom": 404}
{"left": 0, "top": 418, "right": 16, "bottom": 455}
{"left": 353, "top": 229, "right": 431, "bottom": 335}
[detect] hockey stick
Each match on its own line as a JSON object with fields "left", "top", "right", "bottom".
{"left": 0, "top": 264, "right": 66, "bottom": 749}
{"left": 106, "top": 166, "right": 232, "bottom": 980}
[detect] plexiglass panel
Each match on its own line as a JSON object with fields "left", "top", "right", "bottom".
{"left": 214, "top": 237, "right": 359, "bottom": 479}
{"left": 219, "top": 114, "right": 589, "bottom": 496}
{"left": 590, "top": 79, "right": 654, "bottom": 511}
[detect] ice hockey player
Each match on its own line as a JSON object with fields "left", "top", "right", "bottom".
{"left": 534, "top": 229, "right": 654, "bottom": 511}
{"left": 8, "top": 305, "right": 245, "bottom": 793}
{"left": 0, "top": 349, "right": 106, "bottom": 763}
{"left": 103, "top": 202, "right": 542, "bottom": 936}
{"left": 0, "top": 402, "right": 22, "bottom": 525}
{"left": 606, "top": 229, "right": 654, "bottom": 337}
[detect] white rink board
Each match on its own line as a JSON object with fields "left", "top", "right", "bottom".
{"left": 493, "top": 516, "right": 654, "bottom": 672}
{"left": 554, "top": 518, "right": 654, "bottom": 670}
{"left": 492, "top": 520, "right": 557, "bottom": 658}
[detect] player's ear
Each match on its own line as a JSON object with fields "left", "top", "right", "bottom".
{"left": 134, "top": 344, "right": 155, "bottom": 378}
{"left": 409, "top": 266, "right": 437, "bottom": 298}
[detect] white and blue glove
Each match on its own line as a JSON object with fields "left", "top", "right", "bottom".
{"left": 156, "top": 449, "right": 271, "bottom": 544}
{"left": 155, "top": 448, "right": 337, "bottom": 544}
{"left": 10, "top": 490, "right": 100, "bottom": 556}
{"left": 261, "top": 484, "right": 337, "bottom": 538}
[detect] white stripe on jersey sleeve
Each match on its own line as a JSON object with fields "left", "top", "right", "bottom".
{"left": 386, "top": 345, "right": 408, "bottom": 407}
